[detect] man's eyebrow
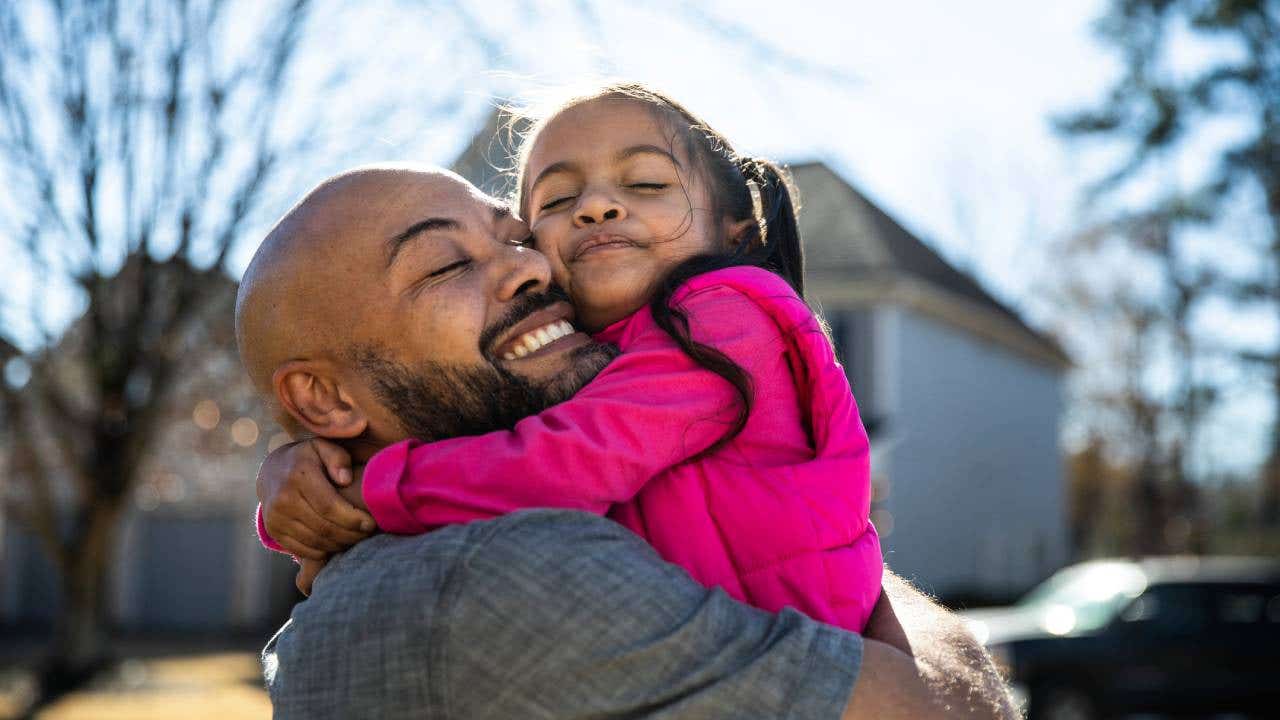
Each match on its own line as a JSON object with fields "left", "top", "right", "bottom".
{"left": 386, "top": 217, "right": 460, "bottom": 268}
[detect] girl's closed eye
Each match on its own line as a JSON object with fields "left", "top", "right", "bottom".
{"left": 539, "top": 195, "right": 575, "bottom": 212}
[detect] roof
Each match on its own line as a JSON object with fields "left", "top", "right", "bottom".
{"left": 450, "top": 109, "right": 527, "bottom": 201}
{"left": 790, "top": 161, "right": 1071, "bottom": 369}
{"left": 1135, "top": 556, "right": 1280, "bottom": 585}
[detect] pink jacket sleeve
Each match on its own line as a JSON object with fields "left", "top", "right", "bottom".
{"left": 362, "top": 284, "right": 785, "bottom": 534}
{"left": 255, "top": 504, "right": 289, "bottom": 555}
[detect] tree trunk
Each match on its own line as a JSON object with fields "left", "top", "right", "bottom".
{"left": 38, "top": 498, "right": 122, "bottom": 704}
{"left": 1262, "top": 205, "right": 1280, "bottom": 526}
{"left": 1132, "top": 456, "right": 1167, "bottom": 557}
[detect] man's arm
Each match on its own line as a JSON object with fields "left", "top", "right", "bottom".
{"left": 446, "top": 511, "right": 1014, "bottom": 720}
{"left": 845, "top": 573, "right": 1018, "bottom": 719}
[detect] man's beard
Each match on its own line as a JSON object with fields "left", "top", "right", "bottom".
{"left": 350, "top": 292, "right": 619, "bottom": 442}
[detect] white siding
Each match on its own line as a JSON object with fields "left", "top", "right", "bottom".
{"left": 878, "top": 307, "right": 1066, "bottom": 598}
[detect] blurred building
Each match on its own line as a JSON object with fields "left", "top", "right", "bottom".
{"left": 1, "top": 268, "right": 299, "bottom": 636}
{"left": 792, "top": 162, "right": 1070, "bottom": 599}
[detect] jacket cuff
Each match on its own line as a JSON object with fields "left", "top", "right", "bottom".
{"left": 363, "top": 439, "right": 429, "bottom": 534}
{"left": 255, "top": 504, "right": 289, "bottom": 554}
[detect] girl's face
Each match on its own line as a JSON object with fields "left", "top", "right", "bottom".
{"left": 522, "top": 99, "right": 729, "bottom": 333}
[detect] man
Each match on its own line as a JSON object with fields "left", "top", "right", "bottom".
{"left": 236, "top": 164, "right": 1017, "bottom": 719}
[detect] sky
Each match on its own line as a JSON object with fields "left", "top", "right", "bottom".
{"left": 311, "top": 0, "right": 1277, "bottom": 474}
{"left": 285, "top": 0, "right": 1119, "bottom": 310}
{"left": 5, "top": 0, "right": 1274, "bottom": 472}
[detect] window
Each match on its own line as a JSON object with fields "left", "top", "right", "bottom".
{"left": 828, "top": 309, "right": 879, "bottom": 433}
{"left": 1120, "top": 584, "right": 1209, "bottom": 634}
{"left": 1216, "top": 592, "right": 1264, "bottom": 624}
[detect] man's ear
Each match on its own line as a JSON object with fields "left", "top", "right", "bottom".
{"left": 272, "top": 360, "right": 369, "bottom": 439}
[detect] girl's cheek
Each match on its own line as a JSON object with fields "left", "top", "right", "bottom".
{"left": 550, "top": 263, "right": 573, "bottom": 290}
{"left": 531, "top": 231, "right": 574, "bottom": 287}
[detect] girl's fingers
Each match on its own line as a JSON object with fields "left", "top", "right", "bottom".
{"left": 296, "top": 557, "right": 327, "bottom": 596}
{"left": 277, "top": 534, "right": 329, "bottom": 561}
{"left": 288, "top": 484, "right": 368, "bottom": 545}
{"left": 280, "top": 457, "right": 368, "bottom": 532}
{"left": 307, "top": 438, "right": 354, "bottom": 487}
{"left": 278, "top": 515, "right": 348, "bottom": 554}
{"left": 297, "top": 504, "right": 371, "bottom": 547}
{"left": 296, "top": 464, "right": 376, "bottom": 535}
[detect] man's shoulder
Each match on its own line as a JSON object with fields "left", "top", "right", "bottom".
{"left": 265, "top": 509, "right": 866, "bottom": 720}
{"left": 310, "top": 510, "right": 637, "bottom": 597}
{"left": 264, "top": 511, "right": 640, "bottom": 718}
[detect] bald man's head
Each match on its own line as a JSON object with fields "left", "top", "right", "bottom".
{"left": 237, "top": 165, "right": 461, "bottom": 397}
{"left": 234, "top": 165, "right": 616, "bottom": 452}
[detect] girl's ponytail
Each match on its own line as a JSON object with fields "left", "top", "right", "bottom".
{"left": 740, "top": 158, "right": 804, "bottom": 298}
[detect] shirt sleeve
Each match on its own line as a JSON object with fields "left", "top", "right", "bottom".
{"left": 363, "top": 284, "right": 788, "bottom": 534}
{"left": 440, "top": 511, "right": 863, "bottom": 719}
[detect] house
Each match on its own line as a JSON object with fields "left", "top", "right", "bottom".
{"left": 792, "top": 162, "right": 1070, "bottom": 599}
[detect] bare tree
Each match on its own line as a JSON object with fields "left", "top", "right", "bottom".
{"left": 1055, "top": 0, "right": 1280, "bottom": 525}
{"left": 1047, "top": 203, "right": 1216, "bottom": 556}
{"left": 0, "top": 0, "right": 316, "bottom": 693}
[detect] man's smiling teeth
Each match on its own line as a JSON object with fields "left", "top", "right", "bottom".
{"left": 503, "top": 320, "right": 575, "bottom": 360}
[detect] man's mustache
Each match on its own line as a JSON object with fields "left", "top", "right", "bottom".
{"left": 478, "top": 285, "right": 572, "bottom": 360}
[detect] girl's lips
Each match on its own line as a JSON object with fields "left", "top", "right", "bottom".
{"left": 573, "top": 233, "right": 637, "bottom": 261}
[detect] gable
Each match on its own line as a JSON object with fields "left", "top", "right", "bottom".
{"left": 791, "top": 162, "right": 1069, "bottom": 370}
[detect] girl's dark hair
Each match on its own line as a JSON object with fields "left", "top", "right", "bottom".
{"left": 511, "top": 82, "right": 805, "bottom": 457}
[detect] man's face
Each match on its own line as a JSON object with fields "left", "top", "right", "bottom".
{"left": 324, "top": 170, "right": 615, "bottom": 443}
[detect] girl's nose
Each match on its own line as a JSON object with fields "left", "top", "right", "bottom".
{"left": 574, "top": 191, "right": 626, "bottom": 227}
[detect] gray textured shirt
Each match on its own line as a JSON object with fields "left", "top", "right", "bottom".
{"left": 263, "top": 510, "right": 862, "bottom": 718}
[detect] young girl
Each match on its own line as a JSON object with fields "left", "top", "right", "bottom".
{"left": 260, "top": 83, "right": 882, "bottom": 631}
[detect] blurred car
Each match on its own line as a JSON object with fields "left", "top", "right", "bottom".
{"left": 960, "top": 556, "right": 1280, "bottom": 720}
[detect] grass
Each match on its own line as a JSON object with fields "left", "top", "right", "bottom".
{"left": 1, "top": 652, "right": 270, "bottom": 720}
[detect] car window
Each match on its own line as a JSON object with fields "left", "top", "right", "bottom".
{"left": 1206, "top": 584, "right": 1280, "bottom": 625}
{"left": 1119, "top": 584, "right": 1209, "bottom": 634}
{"left": 1215, "top": 590, "right": 1265, "bottom": 624}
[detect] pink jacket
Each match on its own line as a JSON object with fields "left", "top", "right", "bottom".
{"left": 361, "top": 267, "right": 880, "bottom": 630}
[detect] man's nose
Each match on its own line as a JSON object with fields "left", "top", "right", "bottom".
{"left": 574, "top": 190, "right": 626, "bottom": 227}
{"left": 494, "top": 241, "right": 552, "bottom": 301}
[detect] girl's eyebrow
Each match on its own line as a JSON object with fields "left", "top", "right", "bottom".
{"left": 528, "top": 144, "right": 682, "bottom": 196}
{"left": 529, "top": 161, "right": 575, "bottom": 195}
{"left": 616, "top": 144, "right": 682, "bottom": 169}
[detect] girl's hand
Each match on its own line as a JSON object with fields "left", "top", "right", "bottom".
{"left": 257, "top": 438, "right": 377, "bottom": 560}
{"left": 296, "top": 557, "right": 327, "bottom": 597}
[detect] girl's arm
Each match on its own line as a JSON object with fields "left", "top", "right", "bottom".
{"left": 364, "top": 283, "right": 790, "bottom": 534}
